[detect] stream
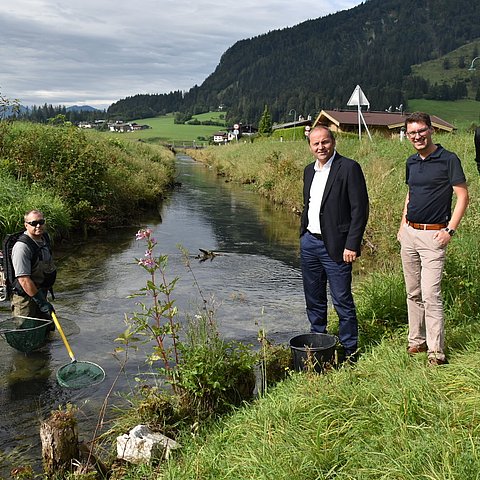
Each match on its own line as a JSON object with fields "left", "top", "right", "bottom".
{"left": 0, "top": 153, "right": 308, "bottom": 474}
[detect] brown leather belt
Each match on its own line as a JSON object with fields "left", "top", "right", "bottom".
{"left": 407, "top": 221, "right": 447, "bottom": 231}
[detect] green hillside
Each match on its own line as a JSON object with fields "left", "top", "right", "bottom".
{"left": 108, "top": 0, "right": 480, "bottom": 124}
{"left": 407, "top": 99, "right": 480, "bottom": 128}
{"left": 410, "top": 39, "right": 480, "bottom": 99}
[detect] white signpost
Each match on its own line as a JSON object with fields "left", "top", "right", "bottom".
{"left": 233, "top": 124, "right": 240, "bottom": 140}
{"left": 346, "top": 85, "right": 372, "bottom": 141}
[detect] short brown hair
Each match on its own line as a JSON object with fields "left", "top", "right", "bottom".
{"left": 405, "top": 112, "right": 432, "bottom": 129}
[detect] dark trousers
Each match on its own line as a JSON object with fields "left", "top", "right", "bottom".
{"left": 300, "top": 231, "right": 358, "bottom": 354}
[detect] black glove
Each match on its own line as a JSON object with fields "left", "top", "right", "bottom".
{"left": 32, "top": 290, "right": 55, "bottom": 315}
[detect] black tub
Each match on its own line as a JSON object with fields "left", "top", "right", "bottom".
{"left": 289, "top": 333, "right": 338, "bottom": 373}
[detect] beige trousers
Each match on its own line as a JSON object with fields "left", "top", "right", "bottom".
{"left": 399, "top": 223, "right": 447, "bottom": 361}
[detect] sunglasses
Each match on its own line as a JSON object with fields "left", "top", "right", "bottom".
{"left": 25, "top": 219, "right": 46, "bottom": 227}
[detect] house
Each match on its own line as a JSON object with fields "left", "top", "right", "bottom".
{"left": 108, "top": 122, "right": 150, "bottom": 133}
{"left": 312, "top": 110, "right": 455, "bottom": 136}
{"left": 213, "top": 131, "right": 228, "bottom": 143}
{"left": 272, "top": 117, "right": 313, "bottom": 131}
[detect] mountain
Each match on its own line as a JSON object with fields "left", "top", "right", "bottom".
{"left": 109, "top": 0, "right": 480, "bottom": 123}
{"left": 66, "top": 105, "right": 100, "bottom": 112}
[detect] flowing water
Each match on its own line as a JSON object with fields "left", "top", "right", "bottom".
{"left": 0, "top": 154, "right": 308, "bottom": 473}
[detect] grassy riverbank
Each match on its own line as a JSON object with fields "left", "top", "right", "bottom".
{"left": 117, "top": 130, "right": 480, "bottom": 479}
{"left": 0, "top": 121, "right": 175, "bottom": 237}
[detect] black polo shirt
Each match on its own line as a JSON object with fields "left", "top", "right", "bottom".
{"left": 405, "top": 144, "right": 466, "bottom": 224}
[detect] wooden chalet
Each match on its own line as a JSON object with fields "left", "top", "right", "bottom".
{"left": 313, "top": 110, "right": 455, "bottom": 136}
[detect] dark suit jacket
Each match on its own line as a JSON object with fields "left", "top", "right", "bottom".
{"left": 475, "top": 127, "right": 480, "bottom": 175}
{"left": 300, "top": 152, "right": 369, "bottom": 262}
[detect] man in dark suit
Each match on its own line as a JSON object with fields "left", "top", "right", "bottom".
{"left": 300, "top": 126, "right": 369, "bottom": 361}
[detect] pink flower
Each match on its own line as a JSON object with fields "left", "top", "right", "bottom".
{"left": 136, "top": 228, "right": 153, "bottom": 241}
{"left": 138, "top": 257, "right": 156, "bottom": 268}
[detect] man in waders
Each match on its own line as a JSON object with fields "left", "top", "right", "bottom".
{"left": 11, "top": 210, "right": 56, "bottom": 322}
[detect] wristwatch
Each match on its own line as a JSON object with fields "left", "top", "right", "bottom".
{"left": 444, "top": 227, "right": 455, "bottom": 236}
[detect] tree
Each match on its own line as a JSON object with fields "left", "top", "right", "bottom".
{"left": 0, "top": 90, "right": 20, "bottom": 119}
{"left": 258, "top": 105, "right": 272, "bottom": 136}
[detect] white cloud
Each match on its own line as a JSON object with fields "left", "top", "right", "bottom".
{"left": 1, "top": 0, "right": 362, "bottom": 108}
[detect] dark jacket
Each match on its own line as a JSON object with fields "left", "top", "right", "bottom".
{"left": 300, "top": 152, "right": 369, "bottom": 262}
{"left": 475, "top": 127, "right": 480, "bottom": 175}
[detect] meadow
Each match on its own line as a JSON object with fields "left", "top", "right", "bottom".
{"left": 408, "top": 98, "right": 480, "bottom": 129}
{"left": 108, "top": 112, "right": 226, "bottom": 144}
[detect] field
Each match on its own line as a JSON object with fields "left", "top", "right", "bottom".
{"left": 408, "top": 98, "right": 480, "bottom": 128}
{"left": 109, "top": 112, "right": 226, "bottom": 144}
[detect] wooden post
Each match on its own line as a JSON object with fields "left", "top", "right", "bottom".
{"left": 40, "top": 407, "right": 79, "bottom": 476}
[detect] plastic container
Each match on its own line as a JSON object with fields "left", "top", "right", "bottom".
{"left": 289, "top": 333, "right": 338, "bottom": 373}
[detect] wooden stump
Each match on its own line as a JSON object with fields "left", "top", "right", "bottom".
{"left": 40, "top": 408, "right": 79, "bottom": 476}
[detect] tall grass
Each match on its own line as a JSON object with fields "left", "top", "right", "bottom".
{"left": 0, "top": 121, "right": 175, "bottom": 234}
{"left": 0, "top": 171, "right": 70, "bottom": 237}
{"left": 132, "top": 342, "right": 480, "bottom": 479}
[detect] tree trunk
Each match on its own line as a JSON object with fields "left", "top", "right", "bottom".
{"left": 40, "top": 408, "right": 79, "bottom": 476}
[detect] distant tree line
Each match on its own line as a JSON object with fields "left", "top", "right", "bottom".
{"left": 402, "top": 76, "right": 474, "bottom": 101}
{"left": 16, "top": 104, "right": 107, "bottom": 124}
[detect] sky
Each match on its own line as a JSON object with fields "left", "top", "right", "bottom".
{"left": 1, "top": 0, "right": 362, "bottom": 110}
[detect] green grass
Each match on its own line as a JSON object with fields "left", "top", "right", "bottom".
{"left": 109, "top": 112, "right": 227, "bottom": 143}
{"left": 156, "top": 342, "right": 480, "bottom": 479}
{"left": 407, "top": 99, "right": 480, "bottom": 128}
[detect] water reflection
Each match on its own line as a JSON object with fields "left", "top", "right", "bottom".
{"left": 0, "top": 153, "right": 308, "bottom": 475}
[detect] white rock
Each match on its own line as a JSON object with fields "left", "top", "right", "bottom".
{"left": 116, "top": 424, "right": 180, "bottom": 464}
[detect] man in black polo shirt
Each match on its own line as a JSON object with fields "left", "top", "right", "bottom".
{"left": 397, "top": 112, "right": 469, "bottom": 366}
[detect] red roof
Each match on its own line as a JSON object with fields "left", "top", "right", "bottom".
{"left": 315, "top": 110, "right": 455, "bottom": 131}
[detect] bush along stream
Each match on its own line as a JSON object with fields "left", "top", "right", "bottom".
{"left": 0, "top": 120, "right": 176, "bottom": 237}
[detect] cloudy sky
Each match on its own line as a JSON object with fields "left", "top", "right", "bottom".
{"left": 1, "top": 0, "right": 362, "bottom": 109}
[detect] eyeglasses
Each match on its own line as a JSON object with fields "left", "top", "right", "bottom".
{"left": 406, "top": 126, "right": 430, "bottom": 138}
{"left": 25, "top": 219, "right": 46, "bottom": 227}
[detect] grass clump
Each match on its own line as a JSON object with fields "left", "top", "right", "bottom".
{"left": 0, "top": 170, "right": 71, "bottom": 236}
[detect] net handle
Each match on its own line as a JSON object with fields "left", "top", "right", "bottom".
{"left": 51, "top": 312, "right": 76, "bottom": 362}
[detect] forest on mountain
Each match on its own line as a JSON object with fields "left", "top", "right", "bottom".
{"left": 19, "top": 0, "right": 479, "bottom": 126}
{"left": 106, "top": 0, "right": 480, "bottom": 124}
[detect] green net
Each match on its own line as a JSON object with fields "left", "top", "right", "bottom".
{"left": 0, "top": 316, "right": 52, "bottom": 353}
{"left": 56, "top": 361, "right": 105, "bottom": 389}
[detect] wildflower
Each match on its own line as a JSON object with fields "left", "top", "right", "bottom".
{"left": 136, "top": 228, "right": 153, "bottom": 241}
{"left": 138, "top": 257, "right": 156, "bottom": 268}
